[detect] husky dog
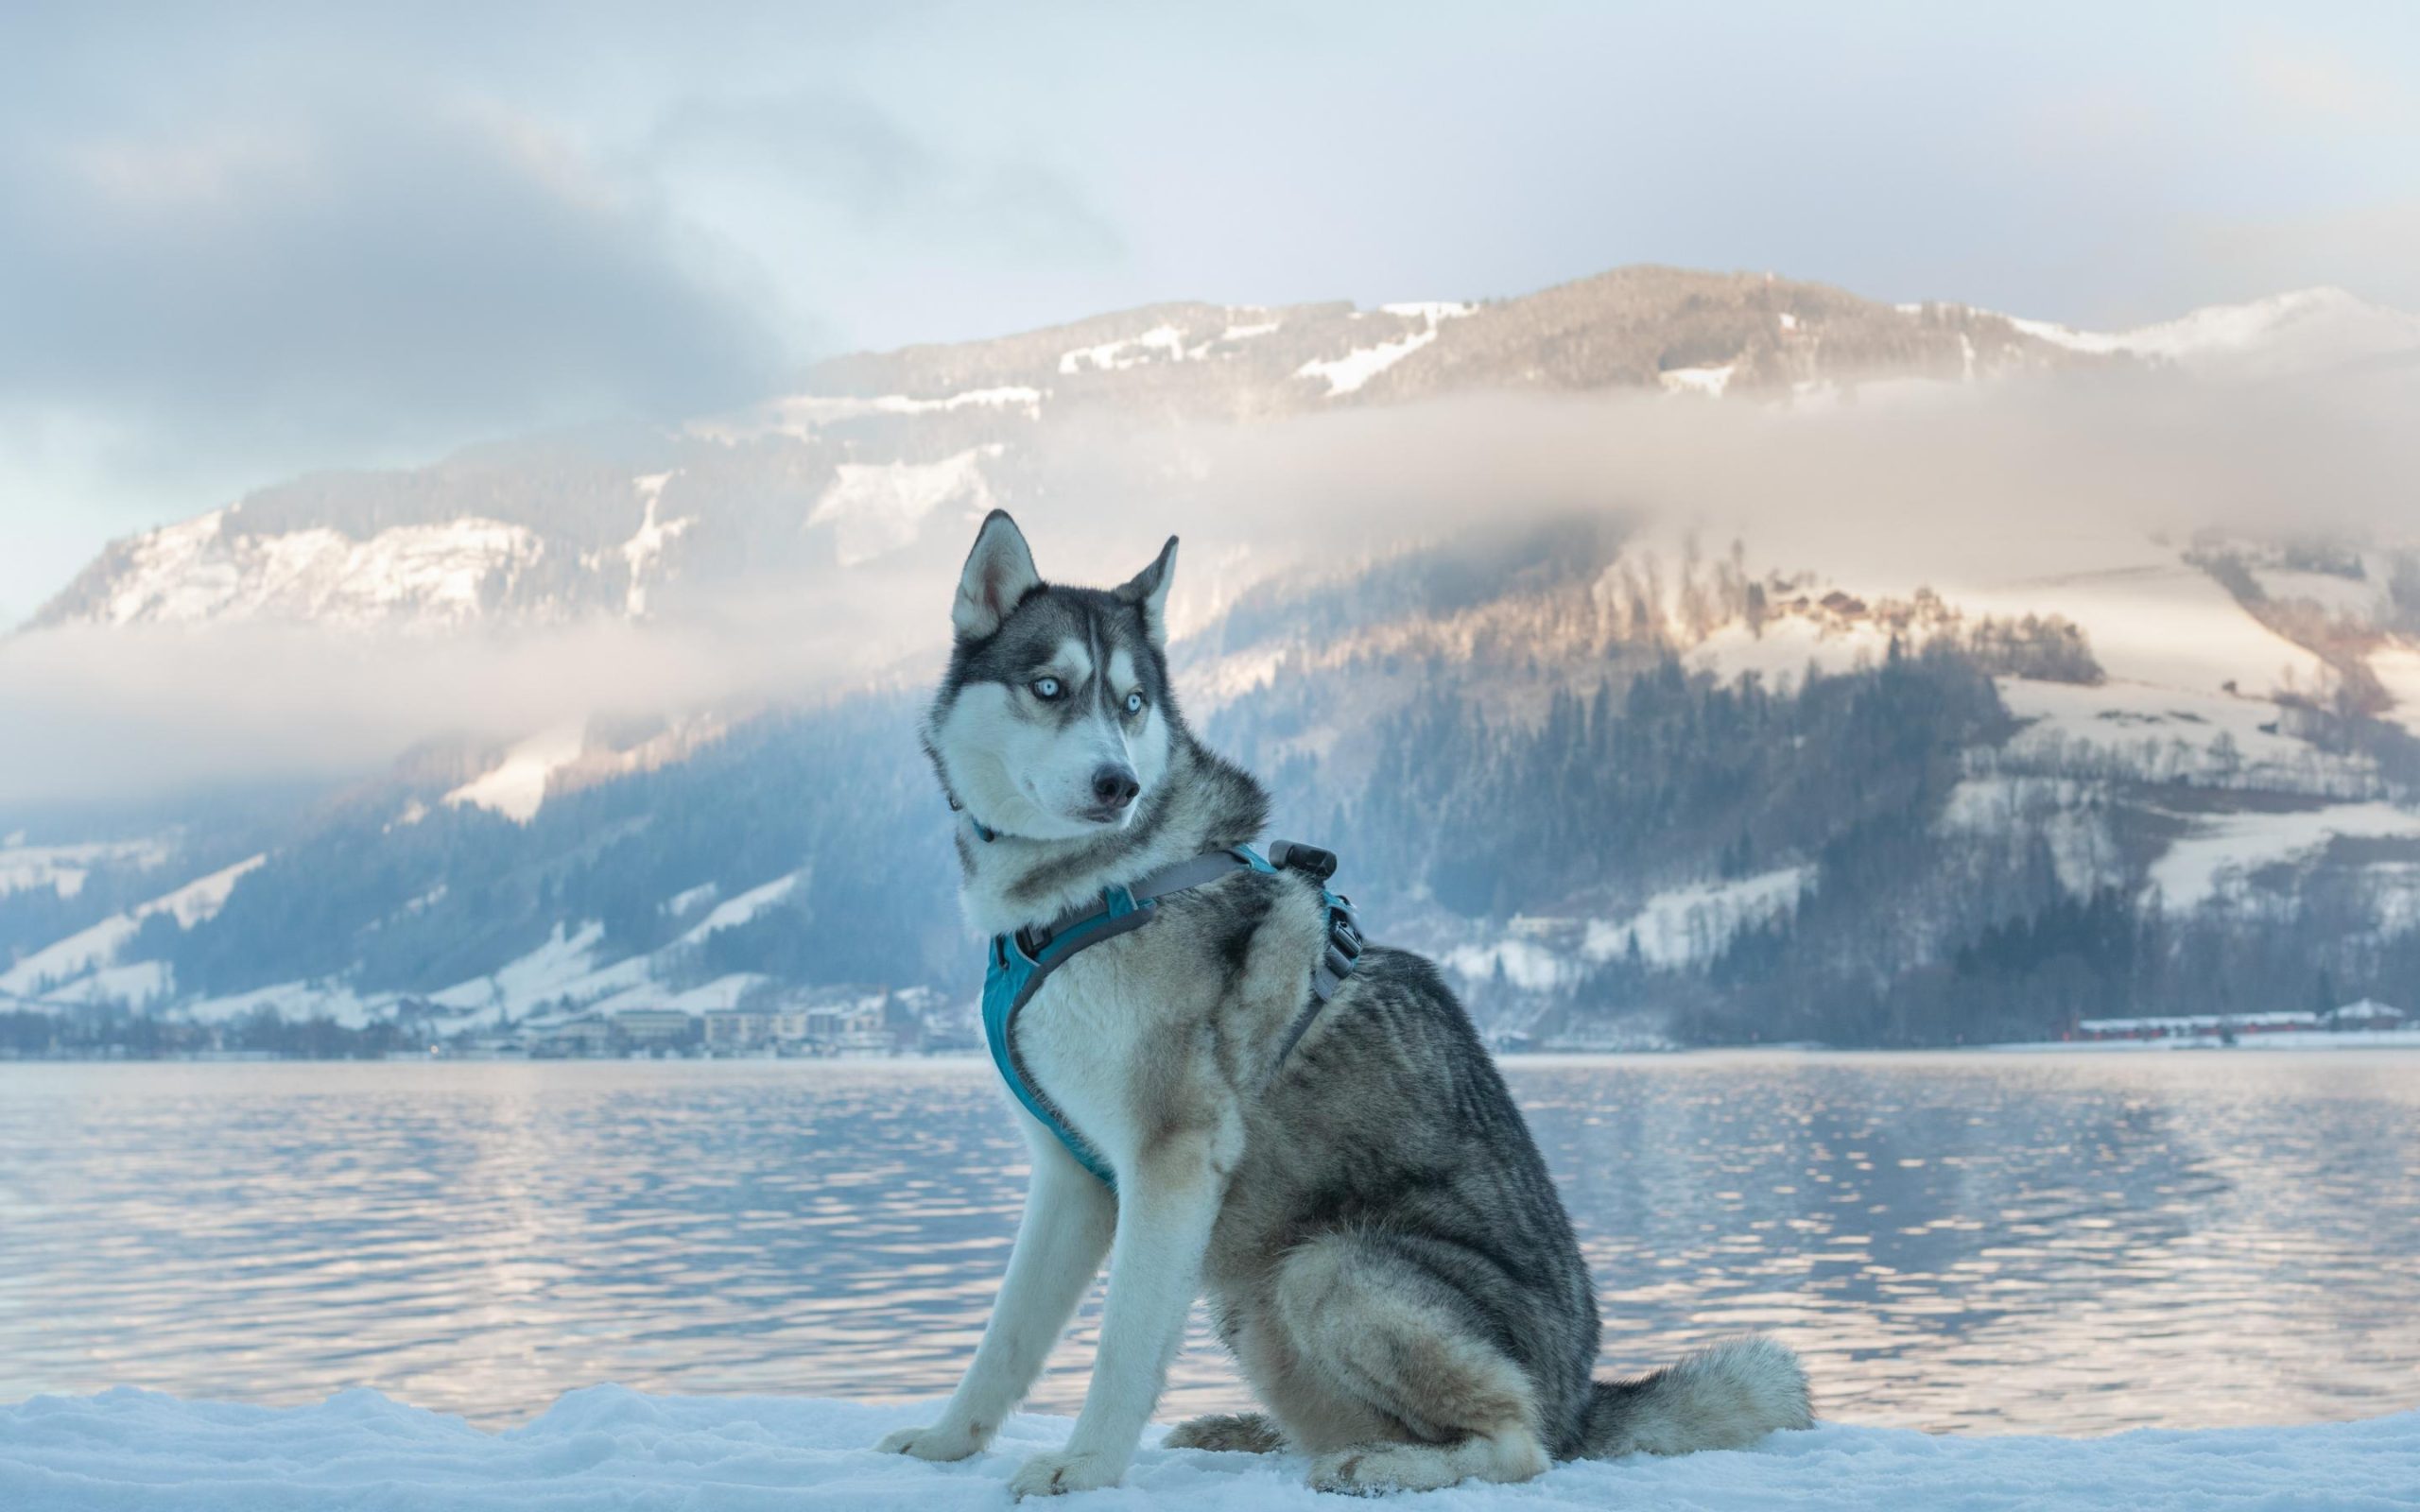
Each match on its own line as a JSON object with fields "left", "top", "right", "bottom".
{"left": 880, "top": 511, "right": 1811, "bottom": 1497}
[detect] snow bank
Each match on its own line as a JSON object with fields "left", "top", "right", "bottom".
{"left": 1659, "top": 363, "right": 1737, "bottom": 398}
{"left": 807, "top": 447, "right": 999, "bottom": 567}
{"left": 4, "top": 1389, "right": 2413, "bottom": 1512}
{"left": 2375, "top": 645, "right": 2420, "bottom": 739}
{"left": 1583, "top": 867, "right": 1812, "bottom": 968}
{"left": 0, "top": 836, "right": 169, "bottom": 901}
{"left": 1295, "top": 303, "right": 1473, "bottom": 397}
{"left": 93, "top": 510, "right": 547, "bottom": 629}
{"left": 2148, "top": 799, "right": 2420, "bottom": 910}
{"left": 619, "top": 474, "right": 692, "bottom": 617}
{"left": 178, "top": 978, "right": 388, "bottom": 1029}
{"left": 1061, "top": 325, "right": 1187, "bottom": 374}
{"left": 2005, "top": 286, "right": 2420, "bottom": 377}
{"left": 0, "top": 855, "right": 264, "bottom": 1000}
{"left": 1689, "top": 614, "right": 1894, "bottom": 685}
{"left": 444, "top": 725, "right": 588, "bottom": 823}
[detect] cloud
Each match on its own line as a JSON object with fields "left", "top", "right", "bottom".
{"left": 0, "top": 88, "right": 792, "bottom": 491}
{"left": 2197, "top": 199, "right": 2420, "bottom": 313}
{"left": 982, "top": 372, "right": 2420, "bottom": 683}
{"left": 647, "top": 91, "right": 1124, "bottom": 265}
{"left": 4, "top": 361, "right": 2416, "bottom": 808}
{"left": 2244, "top": 40, "right": 2411, "bottom": 129}
{"left": 0, "top": 616, "right": 827, "bottom": 810}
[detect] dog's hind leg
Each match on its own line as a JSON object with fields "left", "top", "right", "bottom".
{"left": 1270, "top": 1234, "right": 1550, "bottom": 1494}
{"left": 1162, "top": 1412, "right": 1285, "bottom": 1453}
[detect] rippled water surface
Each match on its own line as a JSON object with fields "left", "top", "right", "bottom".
{"left": 3, "top": 1053, "right": 2415, "bottom": 1434}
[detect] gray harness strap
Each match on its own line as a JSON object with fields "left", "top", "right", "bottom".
{"left": 1015, "top": 850, "right": 1258, "bottom": 958}
{"left": 1004, "top": 840, "right": 1361, "bottom": 1087}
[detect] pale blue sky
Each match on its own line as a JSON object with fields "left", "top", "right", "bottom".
{"left": 4, "top": 0, "right": 2417, "bottom": 625}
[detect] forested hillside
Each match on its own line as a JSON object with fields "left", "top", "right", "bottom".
{"left": 9, "top": 264, "right": 2419, "bottom": 1050}
{"left": 13, "top": 515, "right": 2414, "bottom": 1052}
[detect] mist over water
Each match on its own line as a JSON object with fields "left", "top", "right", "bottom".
{"left": 4, "top": 1053, "right": 2412, "bottom": 1435}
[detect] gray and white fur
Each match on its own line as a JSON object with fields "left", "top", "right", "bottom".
{"left": 880, "top": 511, "right": 1812, "bottom": 1496}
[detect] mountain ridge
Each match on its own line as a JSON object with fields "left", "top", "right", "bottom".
{"left": 7, "top": 263, "right": 2419, "bottom": 1049}
{"left": 43, "top": 263, "right": 2389, "bottom": 637}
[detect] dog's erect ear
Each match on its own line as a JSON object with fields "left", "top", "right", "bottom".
{"left": 953, "top": 510, "right": 1041, "bottom": 641}
{"left": 1114, "top": 536, "right": 1179, "bottom": 649}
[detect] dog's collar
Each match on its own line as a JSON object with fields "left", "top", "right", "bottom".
{"left": 945, "top": 795, "right": 998, "bottom": 843}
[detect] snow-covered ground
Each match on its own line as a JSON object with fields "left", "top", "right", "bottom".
{"left": 2375, "top": 644, "right": 2420, "bottom": 738}
{"left": 1993, "top": 677, "right": 2333, "bottom": 790}
{"left": 3, "top": 1389, "right": 2412, "bottom": 1511}
{"left": 807, "top": 446, "right": 1002, "bottom": 568}
{"left": 1659, "top": 362, "right": 1737, "bottom": 398}
{"left": 1938, "top": 776, "right": 2121, "bottom": 898}
{"left": 1688, "top": 614, "right": 1896, "bottom": 685}
{"left": 2006, "top": 285, "right": 2420, "bottom": 378}
{"left": 616, "top": 473, "right": 692, "bottom": 617}
{"left": 2147, "top": 799, "right": 2420, "bottom": 910}
{"left": 1061, "top": 323, "right": 1188, "bottom": 374}
{"left": 88, "top": 509, "right": 546, "bottom": 629}
{"left": 409, "top": 873, "right": 805, "bottom": 1027}
{"left": 1295, "top": 302, "right": 1474, "bottom": 396}
{"left": 442, "top": 725, "right": 589, "bottom": 823}
{"left": 0, "top": 855, "right": 263, "bottom": 1000}
{"left": 766, "top": 386, "right": 1045, "bottom": 429}
{"left": 0, "top": 836, "right": 170, "bottom": 901}
{"left": 1583, "top": 866, "right": 1812, "bottom": 967}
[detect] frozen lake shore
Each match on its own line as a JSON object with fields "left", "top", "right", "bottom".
{"left": 5, "top": 1387, "right": 2416, "bottom": 1511}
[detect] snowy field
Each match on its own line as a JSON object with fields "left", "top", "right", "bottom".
{"left": 3, "top": 1389, "right": 2416, "bottom": 1511}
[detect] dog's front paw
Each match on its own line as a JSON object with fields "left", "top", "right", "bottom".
{"left": 1009, "top": 1447, "right": 1125, "bottom": 1498}
{"left": 875, "top": 1421, "right": 987, "bottom": 1462}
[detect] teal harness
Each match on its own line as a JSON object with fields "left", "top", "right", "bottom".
{"left": 977, "top": 838, "right": 1361, "bottom": 1190}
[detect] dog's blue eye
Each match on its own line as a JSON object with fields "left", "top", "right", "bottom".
{"left": 1031, "top": 678, "right": 1062, "bottom": 699}
{"left": 1125, "top": 691, "right": 1145, "bottom": 714}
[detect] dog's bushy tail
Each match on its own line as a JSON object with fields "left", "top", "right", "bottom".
{"left": 1580, "top": 1336, "right": 1813, "bottom": 1458}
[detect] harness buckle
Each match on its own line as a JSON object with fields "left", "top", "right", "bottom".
{"left": 1269, "top": 840, "right": 1340, "bottom": 885}
{"left": 1013, "top": 922, "right": 1053, "bottom": 959}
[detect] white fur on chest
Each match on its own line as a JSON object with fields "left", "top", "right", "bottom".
{"left": 1010, "top": 940, "right": 1180, "bottom": 1174}
{"left": 956, "top": 821, "right": 1204, "bottom": 940}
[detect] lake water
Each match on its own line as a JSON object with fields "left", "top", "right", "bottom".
{"left": 3, "top": 1052, "right": 2415, "bottom": 1436}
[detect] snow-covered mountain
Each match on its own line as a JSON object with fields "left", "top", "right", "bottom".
{"left": 7, "top": 265, "right": 2420, "bottom": 1047}
{"left": 22, "top": 266, "right": 2112, "bottom": 636}
{"left": 29, "top": 272, "right": 2417, "bottom": 641}
{"left": 2005, "top": 286, "right": 2420, "bottom": 379}
{"left": 9, "top": 512, "right": 2417, "bottom": 1047}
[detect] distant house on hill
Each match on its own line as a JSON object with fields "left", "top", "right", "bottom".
{"left": 2326, "top": 999, "right": 2406, "bottom": 1030}
{"left": 536, "top": 1015, "right": 612, "bottom": 1057}
{"left": 613, "top": 1009, "right": 697, "bottom": 1051}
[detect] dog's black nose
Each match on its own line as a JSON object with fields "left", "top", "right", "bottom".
{"left": 1092, "top": 765, "right": 1141, "bottom": 807}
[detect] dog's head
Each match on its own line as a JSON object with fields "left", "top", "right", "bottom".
{"left": 924, "top": 511, "right": 1181, "bottom": 840}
